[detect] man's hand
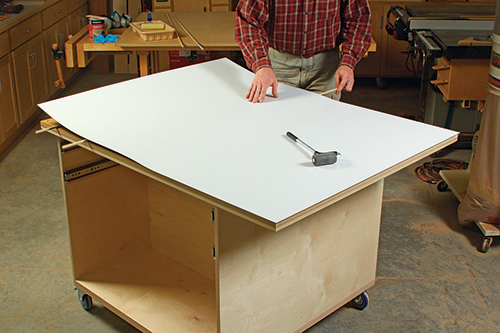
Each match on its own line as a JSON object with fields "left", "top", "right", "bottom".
{"left": 247, "top": 67, "right": 279, "bottom": 103}
{"left": 335, "top": 65, "right": 355, "bottom": 95}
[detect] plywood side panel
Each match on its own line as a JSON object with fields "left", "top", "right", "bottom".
{"left": 217, "top": 180, "right": 384, "bottom": 333}
{"left": 149, "top": 178, "right": 215, "bottom": 281}
{"left": 60, "top": 148, "right": 151, "bottom": 279}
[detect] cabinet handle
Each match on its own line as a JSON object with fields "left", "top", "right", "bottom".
{"left": 380, "top": 16, "right": 383, "bottom": 29}
{"left": 0, "top": 81, "right": 2, "bottom": 94}
{"left": 55, "top": 11, "right": 61, "bottom": 16}
{"left": 26, "top": 28, "right": 33, "bottom": 33}
{"left": 58, "top": 33, "right": 64, "bottom": 48}
{"left": 29, "top": 53, "right": 35, "bottom": 69}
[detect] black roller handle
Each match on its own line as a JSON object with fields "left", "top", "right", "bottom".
{"left": 286, "top": 131, "right": 317, "bottom": 154}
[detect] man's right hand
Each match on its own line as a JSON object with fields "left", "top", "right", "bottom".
{"left": 246, "top": 67, "right": 279, "bottom": 103}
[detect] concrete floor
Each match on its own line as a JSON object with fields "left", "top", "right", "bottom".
{"left": 1, "top": 65, "right": 499, "bottom": 333}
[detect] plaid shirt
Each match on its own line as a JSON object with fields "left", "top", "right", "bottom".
{"left": 235, "top": 0, "right": 371, "bottom": 73}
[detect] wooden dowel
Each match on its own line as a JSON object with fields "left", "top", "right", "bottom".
{"left": 86, "top": 14, "right": 108, "bottom": 20}
{"left": 171, "top": 14, "right": 204, "bottom": 51}
{"left": 166, "top": 13, "right": 184, "bottom": 49}
{"left": 35, "top": 125, "right": 60, "bottom": 134}
{"left": 320, "top": 88, "right": 337, "bottom": 95}
{"left": 61, "top": 139, "right": 87, "bottom": 151}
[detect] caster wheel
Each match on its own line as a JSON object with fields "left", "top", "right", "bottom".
{"left": 437, "top": 181, "right": 449, "bottom": 192}
{"left": 482, "top": 237, "right": 493, "bottom": 253}
{"left": 78, "top": 290, "right": 93, "bottom": 310}
{"left": 351, "top": 291, "right": 369, "bottom": 310}
{"left": 375, "top": 77, "right": 387, "bottom": 90}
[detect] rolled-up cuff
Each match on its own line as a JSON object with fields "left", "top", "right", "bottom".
{"left": 252, "top": 58, "right": 272, "bottom": 73}
{"left": 339, "top": 55, "right": 357, "bottom": 70}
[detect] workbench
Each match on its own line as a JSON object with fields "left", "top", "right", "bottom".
{"left": 66, "top": 11, "right": 377, "bottom": 77}
{"left": 66, "top": 11, "right": 240, "bottom": 76}
{"left": 38, "top": 59, "right": 456, "bottom": 332}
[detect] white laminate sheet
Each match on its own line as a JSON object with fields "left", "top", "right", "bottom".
{"left": 38, "top": 58, "right": 457, "bottom": 223}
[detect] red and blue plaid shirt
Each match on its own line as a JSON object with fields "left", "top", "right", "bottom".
{"left": 235, "top": 0, "right": 371, "bottom": 73}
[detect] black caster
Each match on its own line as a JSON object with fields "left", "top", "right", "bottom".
{"left": 437, "top": 181, "right": 449, "bottom": 192}
{"left": 351, "top": 291, "right": 369, "bottom": 310}
{"left": 78, "top": 289, "right": 93, "bottom": 310}
{"left": 375, "top": 77, "right": 387, "bottom": 90}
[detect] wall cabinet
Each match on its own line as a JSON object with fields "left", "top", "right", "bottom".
{"left": 0, "top": 55, "right": 19, "bottom": 146}
{"left": 12, "top": 33, "right": 49, "bottom": 124}
{"left": 0, "top": 0, "right": 91, "bottom": 157}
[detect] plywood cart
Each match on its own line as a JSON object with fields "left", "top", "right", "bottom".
{"left": 439, "top": 170, "right": 500, "bottom": 253}
{"left": 38, "top": 59, "right": 456, "bottom": 332}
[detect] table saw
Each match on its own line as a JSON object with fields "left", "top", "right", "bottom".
{"left": 387, "top": 4, "right": 495, "bottom": 137}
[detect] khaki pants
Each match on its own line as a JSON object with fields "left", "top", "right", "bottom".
{"left": 269, "top": 47, "right": 341, "bottom": 100}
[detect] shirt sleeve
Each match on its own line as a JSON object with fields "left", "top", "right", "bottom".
{"left": 339, "top": 0, "right": 372, "bottom": 69}
{"left": 235, "top": 0, "right": 272, "bottom": 73}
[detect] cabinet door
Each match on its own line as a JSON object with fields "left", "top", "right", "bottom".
{"left": 129, "top": 0, "right": 143, "bottom": 20}
{"left": 354, "top": 1, "right": 383, "bottom": 77}
{"left": 45, "top": 17, "right": 72, "bottom": 96}
{"left": 12, "top": 33, "right": 49, "bottom": 124}
{"left": 12, "top": 42, "right": 32, "bottom": 122}
{"left": 29, "top": 33, "right": 49, "bottom": 109}
{"left": 68, "top": 4, "right": 89, "bottom": 36}
{"left": 0, "top": 55, "right": 19, "bottom": 144}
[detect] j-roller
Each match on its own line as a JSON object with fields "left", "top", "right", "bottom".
{"left": 286, "top": 131, "right": 341, "bottom": 167}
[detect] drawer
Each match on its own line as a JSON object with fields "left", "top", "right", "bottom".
{"left": 9, "top": 13, "right": 43, "bottom": 50}
{"left": 67, "top": 0, "right": 88, "bottom": 14}
{"left": 0, "top": 32, "right": 9, "bottom": 57}
{"left": 42, "top": 0, "right": 68, "bottom": 29}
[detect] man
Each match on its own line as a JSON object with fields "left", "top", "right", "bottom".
{"left": 235, "top": 0, "right": 371, "bottom": 103}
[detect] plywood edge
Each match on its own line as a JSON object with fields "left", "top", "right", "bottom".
{"left": 40, "top": 119, "right": 277, "bottom": 232}
{"left": 275, "top": 134, "right": 458, "bottom": 231}
{"left": 476, "top": 222, "right": 500, "bottom": 237}
{"left": 439, "top": 169, "right": 470, "bottom": 202}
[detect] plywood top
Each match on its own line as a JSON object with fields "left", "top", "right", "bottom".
{"left": 38, "top": 59, "right": 457, "bottom": 227}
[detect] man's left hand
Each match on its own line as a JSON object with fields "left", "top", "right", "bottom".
{"left": 335, "top": 65, "right": 355, "bottom": 94}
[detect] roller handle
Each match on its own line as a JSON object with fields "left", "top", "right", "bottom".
{"left": 286, "top": 131, "right": 298, "bottom": 142}
{"left": 286, "top": 131, "right": 317, "bottom": 154}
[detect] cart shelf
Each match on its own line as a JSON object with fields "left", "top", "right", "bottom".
{"left": 76, "top": 249, "right": 216, "bottom": 333}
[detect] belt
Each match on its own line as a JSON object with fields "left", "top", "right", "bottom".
{"left": 302, "top": 52, "right": 322, "bottom": 58}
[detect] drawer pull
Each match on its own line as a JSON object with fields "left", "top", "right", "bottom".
{"left": 26, "top": 28, "right": 33, "bottom": 33}
{"left": 55, "top": 11, "right": 61, "bottom": 16}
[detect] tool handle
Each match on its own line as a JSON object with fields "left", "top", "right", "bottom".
{"left": 286, "top": 131, "right": 298, "bottom": 142}
{"left": 286, "top": 131, "right": 316, "bottom": 154}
